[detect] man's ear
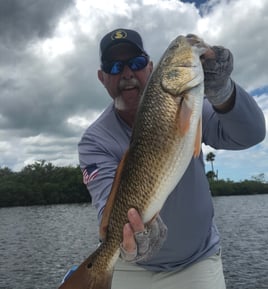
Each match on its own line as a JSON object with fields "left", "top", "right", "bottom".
{"left": 98, "top": 69, "right": 104, "bottom": 84}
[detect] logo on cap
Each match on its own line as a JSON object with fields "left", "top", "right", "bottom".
{"left": 111, "top": 30, "right": 127, "bottom": 40}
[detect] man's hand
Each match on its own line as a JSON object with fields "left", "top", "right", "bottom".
{"left": 120, "top": 208, "right": 168, "bottom": 262}
{"left": 186, "top": 34, "right": 235, "bottom": 107}
{"left": 201, "top": 45, "right": 234, "bottom": 107}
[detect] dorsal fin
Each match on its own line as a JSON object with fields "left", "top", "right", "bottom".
{"left": 99, "top": 150, "right": 129, "bottom": 240}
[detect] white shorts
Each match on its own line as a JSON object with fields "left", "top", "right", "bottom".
{"left": 112, "top": 250, "right": 226, "bottom": 289}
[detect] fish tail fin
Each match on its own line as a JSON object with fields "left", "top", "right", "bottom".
{"left": 58, "top": 244, "right": 114, "bottom": 289}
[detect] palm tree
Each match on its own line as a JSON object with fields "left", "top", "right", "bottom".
{"left": 206, "top": 152, "right": 216, "bottom": 178}
{"left": 206, "top": 170, "right": 217, "bottom": 181}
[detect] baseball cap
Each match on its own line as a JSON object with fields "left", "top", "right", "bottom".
{"left": 100, "top": 28, "right": 147, "bottom": 62}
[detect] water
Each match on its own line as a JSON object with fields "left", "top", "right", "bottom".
{"left": 0, "top": 204, "right": 99, "bottom": 289}
{"left": 0, "top": 195, "right": 267, "bottom": 289}
{"left": 213, "top": 195, "right": 268, "bottom": 289}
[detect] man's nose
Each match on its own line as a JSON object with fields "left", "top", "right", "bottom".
{"left": 121, "top": 64, "right": 134, "bottom": 79}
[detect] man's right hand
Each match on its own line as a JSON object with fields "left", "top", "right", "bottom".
{"left": 120, "top": 208, "right": 168, "bottom": 262}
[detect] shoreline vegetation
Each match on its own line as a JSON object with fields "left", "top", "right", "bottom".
{"left": 0, "top": 161, "right": 267, "bottom": 208}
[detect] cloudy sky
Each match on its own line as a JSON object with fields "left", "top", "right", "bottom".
{"left": 0, "top": 0, "right": 267, "bottom": 181}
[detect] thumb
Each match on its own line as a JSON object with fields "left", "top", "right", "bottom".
{"left": 122, "top": 223, "right": 137, "bottom": 253}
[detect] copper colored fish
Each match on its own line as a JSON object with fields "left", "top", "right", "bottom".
{"left": 59, "top": 34, "right": 205, "bottom": 289}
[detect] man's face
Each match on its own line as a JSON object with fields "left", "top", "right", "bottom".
{"left": 98, "top": 43, "right": 153, "bottom": 122}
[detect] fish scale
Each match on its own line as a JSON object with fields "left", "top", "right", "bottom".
{"left": 59, "top": 34, "right": 205, "bottom": 289}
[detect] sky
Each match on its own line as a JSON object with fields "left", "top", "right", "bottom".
{"left": 0, "top": 0, "right": 267, "bottom": 182}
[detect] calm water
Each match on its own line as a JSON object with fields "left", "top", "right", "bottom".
{"left": 0, "top": 195, "right": 267, "bottom": 289}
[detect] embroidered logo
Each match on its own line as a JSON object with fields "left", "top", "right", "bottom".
{"left": 111, "top": 29, "right": 127, "bottom": 40}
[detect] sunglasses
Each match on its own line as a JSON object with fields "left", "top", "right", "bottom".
{"left": 101, "top": 55, "right": 149, "bottom": 75}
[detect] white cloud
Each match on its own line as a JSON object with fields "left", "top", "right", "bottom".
{"left": 67, "top": 109, "right": 103, "bottom": 130}
{"left": 196, "top": 0, "right": 268, "bottom": 91}
{"left": 0, "top": 0, "right": 267, "bottom": 181}
{"left": 204, "top": 91, "right": 268, "bottom": 181}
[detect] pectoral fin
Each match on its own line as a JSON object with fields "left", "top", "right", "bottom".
{"left": 175, "top": 97, "right": 202, "bottom": 157}
{"left": 176, "top": 97, "right": 192, "bottom": 136}
{"left": 193, "top": 118, "right": 202, "bottom": 157}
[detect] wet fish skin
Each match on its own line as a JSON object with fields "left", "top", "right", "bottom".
{"left": 59, "top": 34, "right": 205, "bottom": 289}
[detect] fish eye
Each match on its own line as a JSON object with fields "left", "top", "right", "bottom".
{"left": 87, "top": 262, "right": 93, "bottom": 269}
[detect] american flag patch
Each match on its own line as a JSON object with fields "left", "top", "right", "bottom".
{"left": 82, "top": 164, "right": 99, "bottom": 185}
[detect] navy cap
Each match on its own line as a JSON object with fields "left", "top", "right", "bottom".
{"left": 100, "top": 28, "right": 147, "bottom": 62}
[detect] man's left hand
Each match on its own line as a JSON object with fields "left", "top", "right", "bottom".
{"left": 186, "top": 34, "right": 234, "bottom": 106}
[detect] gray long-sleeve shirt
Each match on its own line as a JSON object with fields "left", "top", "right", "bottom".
{"left": 78, "top": 83, "right": 265, "bottom": 272}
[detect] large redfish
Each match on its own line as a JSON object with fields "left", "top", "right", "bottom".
{"left": 59, "top": 34, "right": 205, "bottom": 289}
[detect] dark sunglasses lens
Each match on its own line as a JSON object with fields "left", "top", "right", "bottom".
{"left": 102, "top": 56, "right": 148, "bottom": 75}
{"left": 110, "top": 61, "right": 124, "bottom": 74}
{"left": 129, "top": 56, "right": 148, "bottom": 71}
{"left": 102, "top": 61, "right": 123, "bottom": 75}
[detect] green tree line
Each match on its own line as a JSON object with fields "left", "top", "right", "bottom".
{"left": 0, "top": 160, "right": 267, "bottom": 208}
{"left": 209, "top": 179, "right": 268, "bottom": 196}
{"left": 0, "top": 161, "right": 90, "bottom": 207}
{"left": 205, "top": 151, "right": 268, "bottom": 195}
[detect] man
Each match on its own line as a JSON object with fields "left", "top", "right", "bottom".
{"left": 78, "top": 28, "right": 265, "bottom": 289}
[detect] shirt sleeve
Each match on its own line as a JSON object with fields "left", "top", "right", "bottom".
{"left": 202, "top": 82, "right": 266, "bottom": 149}
{"left": 78, "top": 126, "right": 125, "bottom": 224}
